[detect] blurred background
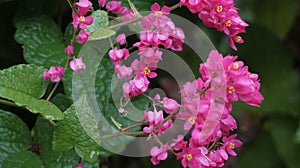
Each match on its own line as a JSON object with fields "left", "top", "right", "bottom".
{"left": 0, "top": 0, "right": 300, "bottom": 167}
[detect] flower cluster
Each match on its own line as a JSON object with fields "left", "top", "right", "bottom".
{"left": 43, "top": 0, "right": 93, "bottom": 82}
{"left": 43, "top": 66, "right": 65, "bottom": 82}
{"left": 180, "top": 0, "right": 248, "bottom": 50}
{"left": 149, "top": 50, "right": 263, "bottom": 167}
{"left": 72, "top": 0, "right": 93, "bottom": 44}
{"left": 109, "top": 3, "right": 185, "bottom": 98}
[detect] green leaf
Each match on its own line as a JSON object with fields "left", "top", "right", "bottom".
{"left": 14, "top": 15, "right": 65, "bottom": 68}
{"left": 237, "top": 133, "right": 285, "bottom": 168}
{"left": 0, "top": 87, "right": 64, "bottom": 120}
{"left": 33, "top": 117, "right": 99, "bottom": 168}
{"left": 0, "top": 64, "right": 49, "bottom": 98}
{"left": 86, "top": 10, "right": 109, "bottom": 33}
{"left": 0, "top": 110, "right": 31, "bottom": 163}
{"left": 89, "top": 28, "right": 116, "bottom": 41}
{"left": 127, "top": 0, "right": 139, "bottom": 16}
{"left": 51, "top": 93, "right": 73, "bottom": 112}
{"left": 252, "top": 0, "right": 297, "bottom": 38}
{"left": 235, "top": 24, "right": 300, "bottom": 115}
{"left": 53, "top": 105, "right": 101, "bottom": 162}
{"left": 2, "top": 151, "right": 44, "bottom": 168}
{"left": 268, "top": 116, "right": 300, "bottom": 168}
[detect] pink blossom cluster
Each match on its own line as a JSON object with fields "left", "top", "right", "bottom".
{"left": 43, "top": 66, "right": 65, "bottom": 82}
{"left": 142, "top": 95, "right": 180, "bottom": 135}
{"left": 103, "top": 0, "right": 138, "bottom": 23}
{"left": 180, "top": 0, "right": 248, "bottom": 50}
{"left": 149, "top": 50, "right": 263, "bottom": 167}
{"left": 72, "top": 0, "right": 93, "bottom": 44}
{"left": 109, "top": 3, "right": 185, "bottom": 98}
{"left": 43, "top": 0, "right": 94, "bottom": 81}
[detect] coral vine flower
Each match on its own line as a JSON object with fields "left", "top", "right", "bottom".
{"left": 77, "top": 29, "right": 90, "bottom": 44}
{"left": 116, "top": 33, "right": 127, "bottom": 45}
{"left": 72, "top": 12, "right": 94, "bottom": 29}
{"left": 70, "top": 57, "right": 86, "bottom": 72}
{"left": 162, "top": 97, "right": 181, "bottom": 114}
{"left": 98, "top": 0, "right": 106, "bottom": 8}
{"left": 75, "top": 163, "right": 84, "bottom": 168}
{"left": 64, "top": 45, "right": 74, "bottom": 56}
{"left": 76, "top": 0, "right": 93, "bottom": 16}
{"left": 151, "top": 2, "right": 170, "bottom": 16}
{"left": 106, "top": 1, "right": 122, "bottom": 14}
{"left": 221, "top": 134, "right": 242, "bottom": 156}
{"left": 43, "top": 66, "right": 65, "bottom": 82}
{"left": 150, "top": 144, "right": 170, "bottom": 165}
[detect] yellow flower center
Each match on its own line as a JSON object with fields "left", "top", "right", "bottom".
{"left": 215, "top": 6, "right": 223, "bottom": 13}
{"left": 228, "top": 86, "right": 235, "bottom": 94}
{"left": 227, "top": 143, "right": 235, "bottom": 149}
{"left": 79, "top": 16, "right": 86, "bottom": 23}
{"left": 186, "top": 154, "right": 193, "bottom": 161}
{"left": 189, "top": 117, "right": 196, "bottom": 125}
{"left": 231, "top": 63, "right": 239, "bottom": 70}
{"left": 143, "top": 67, "right": 151, "bottom": 75}
{"left": 235, "top": 36, "right": 242, "bottom": 43}
{"left": 225, "top": 20, "right": 232, "bottom": 27}
{"left": 155, "top": 11, "right": 163, "bottom": 17}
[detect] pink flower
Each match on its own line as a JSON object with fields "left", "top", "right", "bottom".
{"left": 72, "top": 12, "right": 93, "bottom": 29}
{"left": 64, "top": 45, "right": 74, "bottom": 56}
{"left": 76, "top": 0, "right": 92, "bottom": 16}
{"left": 98, "top": 0, "right": 106, "bottom": 7}
{"left": 75, "top": 163, "right": 84, "bottom": 168}
{"left": 70, "top": 57, "right": 86, "bottom": 72}
{"left": 221, "top": 134, "right": 242, "bottom": 156}
{"left": 142, "top": 110, "right": 172, "bottom": 134}
{"left": 151, "top": 2, "right": 170, "bottom": 15}
{"left": 150, "top": 144, "right": 170, "bottom": 165}
{"left": 109, "top": 48, "right": 130, "bottom": 65}
{"left": 106, "top": 1, "right": 122, "bottom": 14}
{"left": 114, "top": 64, "right": 133, "bottom": 79}
{"left": 182, "top": 0, "right": 248, "bottom": 50}
{"left": 77, "top": 29, "right": 90, "bottom": 44}
{"left": 116, "top": 33, "right": 126, "bottom": 45}
{"left": 122, "top": 75, "right": 150, "bottom": 98}
{"left": 177, "top": 147, "right": 210, "bottom": 168}
{"left": 171, "top": 135, "right": 187, "bottom": 151}
{"left": 162, "top": 97, "right": 180, "bottom": 114}
{"left": 43, "top": 66, "right": 65, "bottom": 82}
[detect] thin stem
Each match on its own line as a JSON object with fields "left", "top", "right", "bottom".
{"left": 48, "top": 119, "right": 57, "bottom": 127}
{"left": 100, "top": 131, "right": 146, "bottom": 140}
{"left": 46, "top": 82, "right": 60, "bottom": 101}
{"left": 107, "top": 17, "right": 142, "bottom": 30}
{"left": 199, "top": 81, "right": 212, "bottom": 96}
{"left": 170, "top": 2, "right": 181, "bottom": 11}
{"left": 121, "top": 122, "right": 148, "bottom": 132}
{"left": 0, "top": 99, "right": 25, "bottom": 109}
{"left": 108, "top": 36, "right": 114, "bottom": 49}
{"left": 153, "top": 134, "right": 164, "bottom": 146}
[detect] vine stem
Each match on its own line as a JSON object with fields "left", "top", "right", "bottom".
{"left": 170, "top": 2, "right": 181, "bottom": 11}
{"left": 0, "top": 98, "right": 25, "bottom": 109}
{"left": 46, "top": 82, "right": 60, "bottom": 101}
{"left": 107, "top": 17, "right": 142, "bottom": 30}
{"left": 100, "top": 131, "right": 146, "bottom": 140}
{"left": 121, "top": 121, "right": 148, "bottom": 132}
